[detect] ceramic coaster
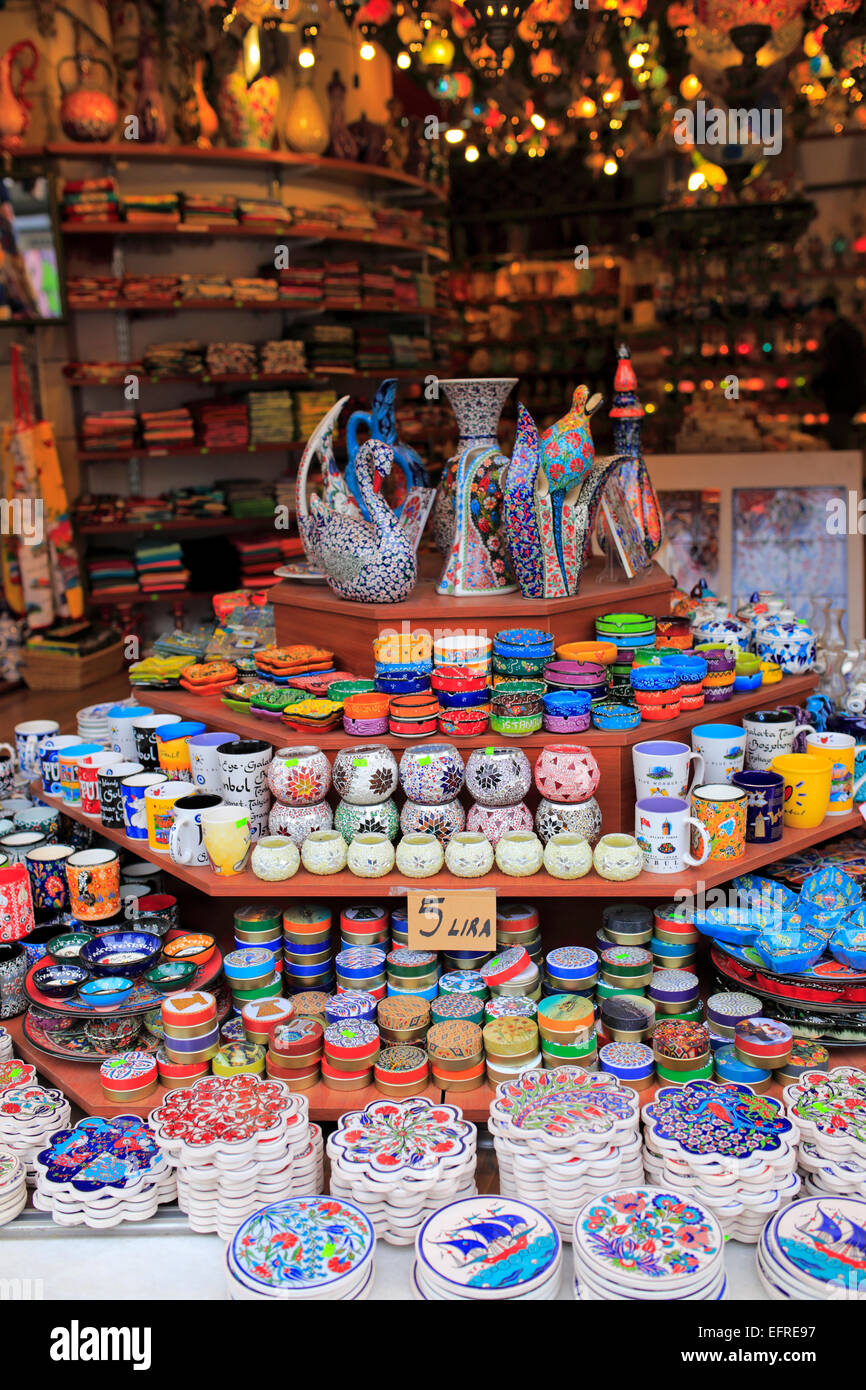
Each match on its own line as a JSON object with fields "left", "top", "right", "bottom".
{"left": 761, "top": 1197, "right": 866, "bottom": 1299}
{"left": 783, "top": 1067, "right": 866, "bottom": 1161}
{"left": 0, "top": 1061, "right": 37, "bottom": 1091}
{"left": 227, "top": 1196, "right": 375, "bottom": 1300}
{"left": 416, "top": 1196, "right": 560, "bottom": 1299}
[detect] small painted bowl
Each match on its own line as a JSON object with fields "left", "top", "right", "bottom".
{"left": 389, "top": 694, "right": 440, "bottom": 719}
{"left": 342, "top": 692, "right": 392, "bottom": 719}
{"left": 374, "top": 661, "right": 431, "bottom": 679}
{"left": 144, "top": 960, "right": 197, "bottom": 992}
{"left": 47, "top": 932, "right": 92, "bottom": 964}
{"left": 630, "top": 668, "right": 679, "bottom": 693}
{"left": 344, "top": 716, "right": 389, "bottom": 736}
{"left": 390, "top": 715, "right": 439, "bottom": 737}
{"left": 437, "top": 687, "right": 490, "bottom": 709}
{"left": 491, "top": 654, "right": 548, "bottom": 678}
{"left": 84, "top": 1016, "right": 140, "bottom": 1051}
{"left": 33, "top": 962, "right": 90, "bottom": 998}
{"left": 162, "top": 933, "right": 216, "bottom": 966}
{"left": 491, "top": 682, "right": 545, "bottom": 717}
{"left": 592, "top": 701, "right": 642, "bottom": 730}
{"left": 544, "top": 712, "right": 592, "bottom": 734}
{"left": 431, "top": 670, "right": 489, "bottom": 693}
{"left": 433, "top": 635, "right": 492, "bottom": 666}
{"left": 543, "top": 690, "right": 592, "bottom": 715}
{"left": 78, "top": 975, "right": 134, "bottom": 1009}
{"left": 327, "top": 680, "right": 376, "bottom": 701}
{"left": 80, "top": 931, "right": 162, "bottom": 979}
{"left": 544, "top": 660, "right": 605, "bottom": 690}
{"left": 596, "top": 612, "right": 656, "bottom": 635}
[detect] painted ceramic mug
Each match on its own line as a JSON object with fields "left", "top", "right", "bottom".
{"left": 690, "top": 783, "right": 747, "bottom": 860}
{"left": 743, "top": 710, "right": 818, "bottom": 773}
{"left": 635, "top": 795, "right": 710, "bottom": 874}
{"left": 201, "top": 804, "right": 252, "bottom": 876}
{"left": 145, "top": 780, "right": 196, "bottom": 854}
{"left": 58, "top": 743, "right": 103, "bottom": 805}
{"left": 121, "top": 772, "right": 167, "bottom": 841}
{"left": 805, "top": 732, "right": 866, "bottom": 816}
{"left": 0, "top": 743, "right": 16, "bottom": 799}
{"left": 39, "top": 735, "right": 83, "bottom": 795}
{"left": 771, "top": 753, "right": 832, "bottom": 829}
{"left": 188, "top": 732, "right": 235, "bottom": 795}
{"left": 691, "top": 724, "right": 746, "bottom": 783}
{"left": 13, "top": 805, "right": 60, "bottom": 839}
{"left": 156, "top": 721, "right": 205, "bottom": 780}
{"left": 14, "top": 720, "right": 59, "bottom": 777}
{"left": 65, "top": 847, "right": 120, "bottom": 921}
{"left": 0, "top": 831, "right": 47, "bottom": 864}
{"left": 169, "top": 793, "right": 223, "bottom": 867}
{"left": 133, "top": 714, "right": 183, "bottom": 771}
{"left": 633, "top": 739, "right": 706, "bottom": 801}
{"left": 97, "top": 762, "right": 143, "bottom": 830}
{"left": 25, "top": 844, "right": 74, "bottom": 912}
{"left": 217, "top": 740, "right": 272, "bottom": 840}
{"left": 108, "top": 704, "right": 152, "bottom": 759}
{"left": 78, "top": 753, "right": 116, "bottom": 816}
{"left": 0, "top": 864, "right": 35, "bottom": 942}
{"left": 731, "top": 770, "right": 784, "bottom": 844}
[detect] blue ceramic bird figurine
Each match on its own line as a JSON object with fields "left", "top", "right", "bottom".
{"left": 345, "top": 378, "right": 428, "bottom": 520}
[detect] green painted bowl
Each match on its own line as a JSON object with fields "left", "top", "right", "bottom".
{"left": 327, "top": 680, "right": 376, "bottom": 701}
{"left": 47, "top": 932, "right": 93, "bottom": 965}
{"left": 143, "top": 960, "right": 197, "bottom": 993}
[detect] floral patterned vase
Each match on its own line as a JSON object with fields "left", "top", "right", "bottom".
{"left": 217, "top": 67, "right": 278, "bottom": 149}
{"left": 435, "top": 379, "right": 517, "bottom": 596}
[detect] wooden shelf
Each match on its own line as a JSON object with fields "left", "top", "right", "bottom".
{"left": 78, "top": 440, "right": 302, "bottom": 465}
{"left": 77, "top": 516, "right": 282, "bottom": 537}
{"left": 61, "top": 222, "right": 448, "bottom": 261}
{"left": 67, "top": 298, "right": 445, "bottom": 316}
{"left": 32, "top": 783, "right": 862, "bottom": 899}
{"left": 64, "top": 368, "right": 436, "bottom": 387}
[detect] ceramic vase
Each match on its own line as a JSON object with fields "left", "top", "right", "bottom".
{"left": 346, "top": 379, "right": 428, "bottom": 520}
{"left": 495, "top": 832, "right": 544, "bottom": 877}
{"left": 334, "top": 798, "right": 399, "bottom": 843}
{"left": 543, "top": 833, "right": 593, "bottom": 880}
{"left": 593, "top": 833, "right": 644, "bottom": 881}
{"left": 466, "top": 801, "right": 533, "bottom": 846}
{"left": 399, "top": 799, "right": 465, "bottom": 845}
{"left": 434, "top": 379, "right": 518, "bottom": 596}
{"left": 535, "top": 795, "right": 602, "bottom": 845}
{"left": 347, "top": 833, "right": 395, "bottom": 879}
{"left": 444, "top": 832, "right": 494, "bottom": 878}
{"left": 285, "top": 75, "right": 329, "bottom": 155}
{"left": 217, "top": 65, "right": 278, "bottom": 149}
{"left": 268, "top": 799, "right": 332, "bottom": 844}
{"left": 250, "top": 836, "right": 300, "bottom": 881}
{"left": 395, "top": 833, "right": 444, "bottom": 878}
{"left": 301, "top": 830, "right": 348, "bottom": 875}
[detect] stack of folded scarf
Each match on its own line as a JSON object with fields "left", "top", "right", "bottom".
{"left": 87, "top": 552, "right": 139, "bottom": 600}
{"left": 135, "top": 541, "right": 190, "bottom": 593}
{"left": 140, "top": 408, "right": 195, "bottom": 449}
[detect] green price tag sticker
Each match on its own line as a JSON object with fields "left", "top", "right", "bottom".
{"left": 285, "top": 758, "right": 298, "bottom": 767}
{"left": 154, "top": 522, "right": 161, "bottom": 530}
{"left": 235, "top": 818, "right": 247, "bottom": 829}
{"left": 201, "top": 446, "right": 209, "bottom": 454}
{"left": 485, "top": 746, "right": 494, "bottom": 755}
{"left": 353, "top": 758, "right": 368, "bottom": 767}
{"left": 418, "top": 756, "right": 431, "bottom": 765}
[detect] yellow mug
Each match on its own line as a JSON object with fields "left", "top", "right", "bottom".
{"left": 144, "top": 780, "right": 195, "bottom": 853}
{"left": 156, "top": 721, "right": 205, "bottom": 780}
{"left": 771, "top": 753, "right": 832, "bottom": 829}
{"left": 201, "top": 804, "right": 251, "bottom": 876}
{"left": 805, "top": 732, "right": 866, "bottom": 816}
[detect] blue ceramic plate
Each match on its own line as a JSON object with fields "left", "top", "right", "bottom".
{"left": 80, "top": 931, "right": 162, "bottom": 980}
{"left": 33, "top": 962, "right": 90, "bottom": 998}
{"left": 78, "top": 975, "right": 134, "bottom": 1008}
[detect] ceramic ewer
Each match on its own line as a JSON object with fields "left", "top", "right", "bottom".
{"left": 435, "top": 378, "right": 517, "bottom": 596}
{"left": 295, "top": 396, "right": 417, "bottom": 604}
{"left": 503, "top": 404, "right": 545, "bottom": 598}
{"left": 346, "top": 379, "right": 429, "bottom": 519}
{"left": 531, "top": 386, "right": 600, "bottom": 598}
{"left": 605, "top": 342, "right": 663, "bottom": 558}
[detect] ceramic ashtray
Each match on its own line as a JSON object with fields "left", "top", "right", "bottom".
{"left": 33, "top": 962, "right": 90, "bottom": 999}
{"left": 78, "top": 976, "right": 134, "bottom": 1009}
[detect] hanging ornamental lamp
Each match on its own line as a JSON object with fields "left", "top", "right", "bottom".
{"left": 697, "top": 0, "right": 806, "bottom": 68}
{"left": 461, "top": 0, "right": 532, "bottom": 64}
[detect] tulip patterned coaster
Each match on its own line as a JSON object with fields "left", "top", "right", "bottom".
{"left": 489, "top": 1069, "right": 643, "bottom": 1242}
{"left": 0, "top": 1151, "right": 26, "bottom": 1227}
{"left": 783, "top": 1068, "right": 866, "bottom": 1186}
{"left": 32, "top": 1114, "right": 175, "bottom": 1227}
{"left": 226, "top": 1196, "right": 376, "bottom": 1301}
{"left": 0, "top": 1060, "right": 37, "bottom": 1091}
{"left": 572, "top": 1187, "right": 725, "bottom": 1302}
{"left": 149, "top": 1075, "right": 310, "bottom": 1239}
{"left": 326, "top": 1097, "right": 477, "bottom": 1245}
{"left": 641, "top": 1081, "right": 800, "bottom": 1241}
{"left": 758, "top": 1197, "right": 866, "bottom": 1301}
{"left": 414, "top": 1196, "right": 562, "bottom": 1301}
{"left": 0, "top": 1083, "right": 72, "bottom": 1183}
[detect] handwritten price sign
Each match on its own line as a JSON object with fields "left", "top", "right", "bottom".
{"left": 407, "top": 890, "right": 496, "bottom": 950}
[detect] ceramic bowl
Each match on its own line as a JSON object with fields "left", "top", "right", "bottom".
{"left": 374, "top": 633, "right": 432, "bottom": 665}
{"left": 491, "top": 681, "right": 545, "bottom": 717}
{"left": 444, "top": 831, "right": 494, "bottom": 878}
{"left": 343, "top": 693, "right": 392, "bottom": 720}
{"left": 374, "top": 660, "right": 432, "bottom": 680}
{"left": 301, "top": 829, "right": 348, "bottom": 875}
{"left": 80, "top": 931, "right": 162, "bottom": 979}
{"left": 78, "top": 975, "right": 134, "bottom": 1008}
{"left": 144, "top": 960, "right": 197, "bottom": 993}
{"left": 438, "top": 713, "right": 489, "bottom": 738}
{"left": 46, "top": 931, "right": 92, "bottom": 964}
{"left": 555, "top": 640, "right": 618, "bottom": 665}
{"left": 268, "top": 799, "right": 333, "bottom": 844}
{"left": 495, "top": 831, "right": 544, "bottom": 877}
{"left": 84, "top": 1016, "right": 140, "bottom": 1051}
{"left": 390, "top": 694, "right": 440, "bottom": 719}
{"left": 493, "top": 628, "right": 554, "bottom": 658}
{"left": 534, "top": 743, "right": 600, "bottom": 803}
{"left": 466, "top": 801, "right": 533, "bottom": 846}
{"left": 162, "top": 933, "right": 216, "bottom": 966}
{"left": 593, "top": 833, "right": 644, "bottom": 882}
{"left": 394, "top": 833, "right": 444, "bottom": 878}
{"left": 591, "top": 701, "right": 642, "bottom": 731}
{"left": 753, "top": 929, "right": 824, "bottom": 974}
{"left": 490, "top": 655, "right": 547, "bottom": 678}
{"left": 327, "top": 680, "right": 376, "bottom": 701}
{"left": 436, "top": 688, "right": 490, "bottom": 710}
{"left": 251, "top": 835, "right": 301, "bottom": 881}
{"left": 347, "top": 832, "right": 395, "bottom": 879}
{"left": 331, "top": 745, "right": 399, "bottom": 805}
{"left": 431, "top": 670, "right": 489, "bottom": 693}
{"left": 543, "top": 661, "right": 606, "bottom": 690}
{"left": 399, "top": 742, "right": 464, "bottom": 804}
{"left": 335, "top": 798, "right": 399, "bottom": 843}
{"left": 375, "top": 674, "right": 430, "bottom": 695}
{"left": 33, "top": 962, "right": 90, "bottom": 998}
{"left": 433, "top": 635, "right": 492, "bottom": 666}
{"left": 400, "top": 798, "right": 465, "bottom": 845}
{"left": 829, "top": 928, "right": 866, "bottom": 971}
{"left": 465, "top": 746, "right": 532, "bottom": 807}
{"left": 535, "top": 795, "right": 602, "bottom": 845}
{"left": 595, "top": 612, "right": 656, "bottom": 635}
{"left": 630, "top": 668, "right": 680, "bottom": 693}
{"left": 390, "top": 715, "right": 439, "bottom": 738}
{"left": 490, "top": 712, "right": 543, "bottom": 737}
{"left": 344, "top": 716, "right": 389, "bottom": 736}
{"left": 543, "top": 713, "right": 592, "bottom": 734}
{"left": 267, "top": 746, "right": 330, "bottom": 805}
{"left": 543, "top": 832, "right": 593, "bottom": 880}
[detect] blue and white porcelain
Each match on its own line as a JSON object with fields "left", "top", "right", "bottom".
{"left": 755, "top": 620, "right": 817, "bottom": 675}
{"left": 80, "top": 931, "right": 161, "bottom": 979}
{"left": 694, "top": 617, "right": 749, "bottom": 651}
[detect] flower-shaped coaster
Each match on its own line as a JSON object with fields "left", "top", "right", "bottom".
{"left": 783, "top": 1066, "right": 866, "bottom": 1162}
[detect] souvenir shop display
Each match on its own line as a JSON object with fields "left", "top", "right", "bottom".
{"left": 413, "top": 1195, "right": 562, "bottom": 1300}
{"left": 32, "top": 1113, "right": 175, "bottom": 1227}
{"left": 226, "top": 1195, "right": 374, "bottom": 1302}
{"left": 572, "top": 1187, "right": 726, "bottom": 1302}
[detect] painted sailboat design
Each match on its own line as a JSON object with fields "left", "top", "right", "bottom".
{"left": 797, "top": 1205, "right": 866, "bottom": 1270}
{"left": 434, "top": 1212, "right": 536, "bottom": 1268}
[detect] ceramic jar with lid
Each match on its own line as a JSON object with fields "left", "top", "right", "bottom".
{"left": 300, "top": 830, "right": 348, "bottom": 875}
{"left": 542, "top": 833, "right": 593, "bottom": 880}
{"left": 444, "top": 832, "right": 494, "bottom": 878}
{"left": 335, "top": 798, "right": 399, "bottom": 843}
{"left": 347, "top": 833, "right": 395, "bottom": 879}
{"left": 534, "top": 744, "right": 600, "bottom": 803}
{"left": 400, "top": 799, "right": 465, "bottom": 845}
{"left": 267, "top": 746, "right": 330, "bottom": 804}
{"left": 593, "top": 833, "right": 644, "bottom": 881}
{"left": 395, "top": 833, "right": 444, "bottom": 878}
{"left": 755, "top": 620, "right": 817, "bottom": 675}
{"left": 465, "top": 747, "right": 532, "bottom": 807}
{"left": 535, "top": 796, "right": 602, "bottom": 845}
{"left": 332, "top": 745, "right": 399, "bottom": 805}
{"left": 495, "top": 832, "right": 544, "bottom": 877}
{"left": 269, "top": 799, "right": 332, "bottom": 844}
{"left": 466, "top": 801, "right": 533, "bottom": 846}
{"left": 399, "top": 742, "right": 464, "bottom": 804}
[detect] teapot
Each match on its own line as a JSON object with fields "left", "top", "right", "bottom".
{"left": 58, "top": 54, "right": 118, "bottom": 142}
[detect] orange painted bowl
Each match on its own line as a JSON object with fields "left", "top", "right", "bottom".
{"left": 389, "top": 694, "right": 440, "bottom": 718}
{"left": 343, "top": 692, "right": 392, "bottom": 719}
{"left": 162, "top": 933, "right": 217, "bottom": 966}
{"left": 556, "top": 640, "right": 619, "bottom": 665}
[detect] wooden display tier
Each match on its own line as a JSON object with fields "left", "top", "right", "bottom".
{"left": 33, "top": 783, "right": 862, "bottom": 899}
{"left": 144, "top": 671, "right": 818, "bottom": 834}
{"left": 271, "top": 561, "right": 676, "bottom": 670}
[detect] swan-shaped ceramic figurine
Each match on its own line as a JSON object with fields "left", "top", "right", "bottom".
{"left": 296, "top": 400, "right": 417, "bottom": 603}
